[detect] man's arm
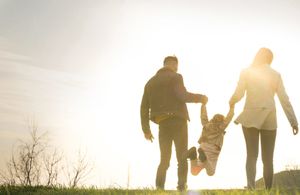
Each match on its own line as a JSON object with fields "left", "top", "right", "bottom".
{"left": 173, "top": 74, "right": 207, "bottom": 103}
{"left": 140, "top": 86, "right": 151, "bottom": 134}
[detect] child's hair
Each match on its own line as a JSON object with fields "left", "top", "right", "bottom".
{"left": 211, "top": 114, "right": 225, "bottom": 123}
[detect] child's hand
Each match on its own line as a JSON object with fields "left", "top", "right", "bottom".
{"left": 229, "top": 104, "right": 235, "bottom": 116}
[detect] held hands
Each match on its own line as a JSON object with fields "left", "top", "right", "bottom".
{"left": 201, "top": 95, "right": 208, "bottom": 105}
{"left": 292, "top": 125, "right": 298, "bottom": 135}
{"left": 144, "top": 131, "right": 154, "bottom": 142}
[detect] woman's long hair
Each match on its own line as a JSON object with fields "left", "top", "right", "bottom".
{"left": 251, "top": 48, "right": 273, "bottom": 67}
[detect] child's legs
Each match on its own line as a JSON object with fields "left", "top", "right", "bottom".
{"left": 200, "top": 143, "right": 220, "bottom": 176}
{"left": 190, "top": 159, "right": 205, "bottom": 176}
{"left": 205, "top": 158, "right": 218, "bottom": 176}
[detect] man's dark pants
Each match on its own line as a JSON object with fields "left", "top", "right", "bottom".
{"left": 242, "top": 127, "right": 276, "bottom": 190}
{"left": 156, "top": 117, "right": 188, "bottom": 190}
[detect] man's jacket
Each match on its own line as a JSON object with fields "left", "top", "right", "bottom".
{"left": 140, "top": 67, "right": 204, "bottom": 133}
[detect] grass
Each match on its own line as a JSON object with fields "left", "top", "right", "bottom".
{"left": 0, "top": 186, "right": 300, "bottom": 195}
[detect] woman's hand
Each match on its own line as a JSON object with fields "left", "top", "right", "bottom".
{"left": 292, "top": 125, "right": 298, "bottom": 135}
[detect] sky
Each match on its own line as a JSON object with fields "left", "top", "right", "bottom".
{"left": 0, "top": 0, "right": 300, "bottom": 190}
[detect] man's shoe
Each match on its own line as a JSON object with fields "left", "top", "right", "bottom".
{"left": 183, "top": 147, "right": 197, "bottom": 160}
{"left": 177, "top": 184, "right": 187, "bottom": 191}
{"left": 198, "top": 148, "right": 207, "bottom": 162}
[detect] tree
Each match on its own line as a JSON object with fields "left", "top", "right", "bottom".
{"left": 1, "top": 121, "right": 47, "bottom": 186}
{"left": 0, "top": 120, "right": 93, "bottom": 187}
{"left": 285, "top": 164, "right": 300, "bottom": 171}
{"left": 43, "top": 149, "right": 63, "bottom": 186}
{"left": 65, "top": 151, "right": 93, "bottom": 188}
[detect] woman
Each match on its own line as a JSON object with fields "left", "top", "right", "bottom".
{"left": 229, "top": 48, "right": 298, "bottom": 190}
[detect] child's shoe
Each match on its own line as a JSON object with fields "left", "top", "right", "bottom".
{"left": 183, "top": 147, "right": 197, "bottom": 160}
{"left": 190, "top": 159, "right": 204, "bottom": 176}
{"left": 198, "top": 148, "right": 207, "bottom": 162}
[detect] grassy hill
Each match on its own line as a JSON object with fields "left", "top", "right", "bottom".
{"left": 0, "top": 186, "right": 299, "bottom": 195}
{"left": 256, "top": 169, "right": 300, "bottom": 189}
{"left": 1, "top": 171, "right": 300, "bottom": 195}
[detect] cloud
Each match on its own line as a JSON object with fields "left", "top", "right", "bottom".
{"left": 0, "top": 50, "right": 88, "bottom": 125}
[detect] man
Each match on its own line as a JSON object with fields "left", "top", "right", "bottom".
{"left": 140, "top": 56, "right": 207, "bottom": 191}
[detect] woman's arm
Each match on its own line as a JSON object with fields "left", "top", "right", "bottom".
{"left": 229, "top": 70, "right": 247, "bottom": 106}
{"left": 276, "top": 74, "right": 298, "bottom": 132}
{"left": 223, "top": 106, "right": 235, "bottom": 129}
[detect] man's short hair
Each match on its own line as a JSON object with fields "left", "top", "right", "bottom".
{"left": 163, "top": 56, "right": 178, "bottom": 66}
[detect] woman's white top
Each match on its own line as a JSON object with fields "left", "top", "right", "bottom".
{"left": 230, "top": 65, "right": 298, "bottom": 130}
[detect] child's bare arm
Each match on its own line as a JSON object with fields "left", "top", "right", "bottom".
{"left": 201, "top": 104, "right": 209, "bottom": 126}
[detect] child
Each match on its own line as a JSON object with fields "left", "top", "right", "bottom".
{"left": 185, "top": 102, "right": 234, "bottom": 176}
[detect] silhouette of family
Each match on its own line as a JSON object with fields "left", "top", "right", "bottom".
{"left": 140, "top": 48, "right": 298, "bottom": 191}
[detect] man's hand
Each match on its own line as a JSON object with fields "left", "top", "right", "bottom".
{"left": 292, "top": 125, "right": 298, "bottom": 135}
{"left": 201, "top": 95, "right": 208, "bottom": 105}
{"left": 144, "top": 132, "right": 154, "bottom": 142}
